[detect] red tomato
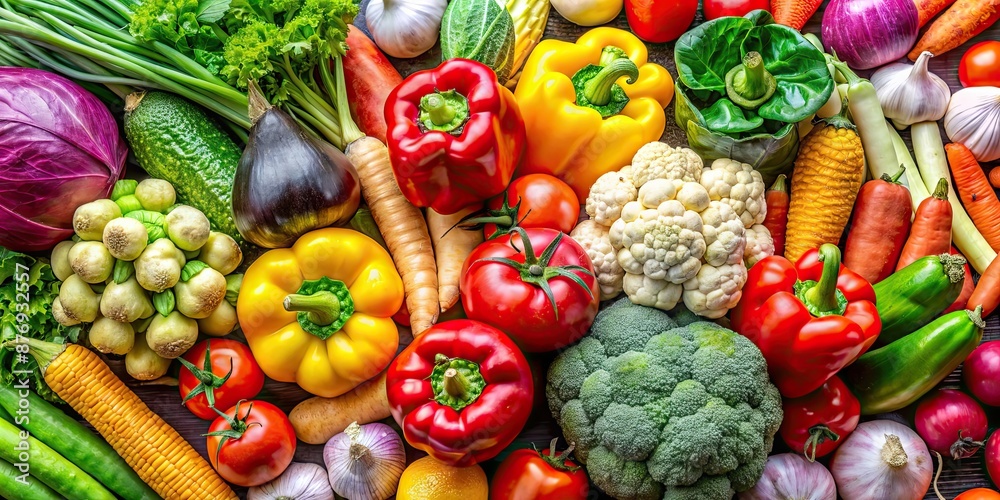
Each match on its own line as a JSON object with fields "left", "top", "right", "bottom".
{"left": 178, "top": 339, "right": 265, "bottom": 420}
{"left": 625, "top": 0, "right": 699, "bottom": 43}
{"left": 460, "top": 228, "right": 599, "bottom": 352}
{"left": 703, "top": 0, "right": 769, "bottom": 19}
{"left": 207, "top": 400, "right": 296, "bottom": 487}
{"left": 956, "top": 489, "right": 1000, "bottom": 500}
{"left": 490, "top": 440, "right": 590, "bottom": 500}
{"left": 482, "top": 174, "right": 580, "bottom": 239}
{"left": 960, "top": 41, "right": 1000, "bottom": 87}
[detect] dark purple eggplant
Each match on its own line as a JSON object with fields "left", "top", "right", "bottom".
{"left": 232, "top": 83, "right": 361, "bottom": 248}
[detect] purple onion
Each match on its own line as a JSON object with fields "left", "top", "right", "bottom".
{"left": 0, "top": 67, "right": 126, "bottom": 252}
{"left": 822, "top": 0, "right": 919, "bottom": 70}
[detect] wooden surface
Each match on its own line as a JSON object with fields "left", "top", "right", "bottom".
{"left": 103, "top": 2, "right": 1000, "bottom": 499}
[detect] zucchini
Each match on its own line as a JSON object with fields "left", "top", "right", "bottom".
{"left": 124, "top": 91, "right": 242, "bottom": 241}
{"left": 0, "top": 386, "right": 160, "bottom": 500}
{"left": 842, "top": 306, "right": 984, "bottom": 415}
{"left": 871, "top": 253, "right": 965, "bottom": 347}
{"left": 0, "top": 408, "right": 60, "bottom": 500}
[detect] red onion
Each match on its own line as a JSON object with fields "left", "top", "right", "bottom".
{"left": 963, "top": 341, "right": 1000, "bottom": 406}
{"left": 821, "top": 0, "right": 919, "bottom": 70}
{"left": 914, "top": 389, "right": 988, "bottom": 460}
{"left": 830, "top": 420, "right": 933, "bottom": 500}
{"left": 986, "top": 430, "right": 1000, "bottom": 488}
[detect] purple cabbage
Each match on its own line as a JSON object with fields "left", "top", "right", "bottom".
{"left": 0, "top": 67, "right": 126, "bottom": 252}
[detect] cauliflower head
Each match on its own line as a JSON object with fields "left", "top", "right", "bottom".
{"left": 547, "top": 298, "right": 783, "bottom": 500}
{"left": 610, "top": 200, "right": 706, "bottom": 285}
{"left": 630, "top": 142, "right": 704, "bottom": 188}
{"left": 587, "top": 166, "right": 638, "bottom": 226}
{"left": 571, "top": 220, "right": 625, "bottom": 300}
{"left": 623, "top": 273, "right": 682, "bottom": 310}
{"left": 743, "top": 225, "right": 775, "bottom": 268}
{"left": 682, "top": 263, "right": 749, "bottom": 319}
{"left": 699, "top": 201, "right": 746, "bottom": 267}
{"left": 699, "top": 159, "right": 766, "bottom": 228}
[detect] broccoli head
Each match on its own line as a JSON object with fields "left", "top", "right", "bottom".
{"left": 546, "top": 297, "right": 782, "bottom": 500}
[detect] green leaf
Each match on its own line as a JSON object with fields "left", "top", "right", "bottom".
{"left": 197, "top": 0, "right": 232, "bottom": 22}
{"left": 745, "top": 9, "right": 775, "bottom": 27}
{"left": 680, "top": 114, "right": 799, "bottom": 187}
{"left": 701, "top": 99, "right": 764, "bottom": 133}
{"left": 674, "top": 17, "right": 752, "bottom": 92}
{"left": 440, "top": 0, "right": 516, "bottom": 82}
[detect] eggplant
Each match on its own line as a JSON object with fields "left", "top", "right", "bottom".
{"left": 232, "top": 83, "right": 361, "bottom": 248}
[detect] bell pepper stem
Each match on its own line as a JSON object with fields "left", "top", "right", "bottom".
{"left": 599, "top": 46, "right": 628, "bottom": 66}
{"left": 581, "top": 58, "right": 639, "bottom": 107}
{"left": 432, "top": 356, "right": 486, "bottom": 411}
{"left": 443, "top": 368, "right": 469, "bottom": 399}
{"left": 803, "top": 244, "right": 843, "bottom": 315}
{"left": 424, "top": 93, "right": 457, "bottom": 126}
{"left": 283, "top": 291, "right": 341, "bottom": 327}
{"left": 725, "top": 51, "right": 777, "bottom": 109}
{"left": 803, "top": 425, "right": 840, "bottom": 463}
{"left": 419, "top": 90, "right": 470, "bottom": 133}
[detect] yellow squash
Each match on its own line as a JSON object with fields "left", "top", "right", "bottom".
{"left": 784, "top": 110, "right": 866, "bottom": 262}
{"left": 238, "top": 228, "right": 404, "bottom": 398}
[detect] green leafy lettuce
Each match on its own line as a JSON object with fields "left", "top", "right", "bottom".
{"left": 0, "top": 249, "right": 81, "bottom": 403}
{"left": 673, "top": 10, "right": 832, "bottom": 184}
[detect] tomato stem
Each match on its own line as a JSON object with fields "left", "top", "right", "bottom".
{"left": 177, "top": 340, "right": 234, "bottom": 410}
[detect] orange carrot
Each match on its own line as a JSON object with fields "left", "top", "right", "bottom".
{"left": 969, "top": 254, "right": 1000, "bottom": 317}
{"left": 896, "top": 177, "right": 953, "bottom": 270}
{"left": 946, "top": 143, "right": 1000, "bottom": 252}
{"left": 763, "top": 174, "right": 789, "bottom": 257}
{"left": 990, "top": 167, "right": 1000, "bottom": 189}
{"left": 944, "top": 246, "right": 975, "bottom": 314}
{"left": 346, "top": 136, "right": 439, "bottom": 334}
{"left": 427, "top": 207, "right": 484, "bottom": 312}
{"left": 914, "top": 0, "right": 958, "bottom": 27}
{"left": 908, "top": 0, "right": 1000, "bottom": 60}
{"left": 771, "top": 0, "right": 823, "bottom": 30}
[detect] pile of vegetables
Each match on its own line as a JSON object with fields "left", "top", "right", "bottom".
{"left": 3, "top": 1, "right": 1000, "bottom": 500}
{"left": 52, "top": 178, "right": 243, "bottom": 378}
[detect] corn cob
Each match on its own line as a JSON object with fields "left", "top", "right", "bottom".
{"left": 25, "top": 339, "right": 237, "bottom": 500}
{"left": 784, "top": 110, "right": 866, "bottom": 262}
{"left": 504, "top": 0, "right": 551, "bottom": 88}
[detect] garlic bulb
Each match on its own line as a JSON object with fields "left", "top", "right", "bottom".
{"left": 366, "top": 0, "right": 447, "bottom": 59}
{"left": 871, "top": 51, "right": 951, "bottom": 130}
{"left": 324, "top": 422, "right": 406, "bottom": 500}
{"left": 248, "top": 463, "right": 335, "bottom": 500}
{"left": 945, "top": 86, "right": 1000, "bottom": 163}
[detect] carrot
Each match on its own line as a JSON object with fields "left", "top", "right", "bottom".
{"left": 915, "top": 0, "right": 959, "bottom": 27}
{"left": 896, "top": 178, "right": 954, "bottom": 270}
{"left": 946, "top": 143, "right": 1000, "bottom": 252}
{"left": 990, "top": 167, "right": 1000, "bottom": 189}
{"left": 428, "top": 207, "right": 485, "bottom": 312}
{"left": 944, "top": 246, "right": 976, "bottom": 314}
{"left": 969, "top": 254, "right": 1000, "bottom": 317}
{"left": 843, "top": 167, "right": 914, "bottom": 284}
{"left": 289, "top": 371, "right": 391, "bottom": 445}
{"left": 771, "top": 0, "right": 823, "bottom": 30}
{"left": 346, "top": 135, "right": 439, "bottom": 334}
{"left": 908, "top": 0, "right": 1000, "bottom": 60}
{"left": 343, "top": 26, "right": 403, "bottom": 144}
{"left": 763, "top": 174, "right": 789, "bottom": 257}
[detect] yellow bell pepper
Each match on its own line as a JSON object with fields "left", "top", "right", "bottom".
{"left": 514, "top": 27, "right": 674, "bottom": 199}
{"left": 237, "top": 228, "right": 403, "bottom": 398}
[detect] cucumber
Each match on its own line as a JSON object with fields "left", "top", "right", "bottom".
{"left": 871, "top": 253, "right": 965, "bottom": 347}
{"left": 0, "top": 408, "right": 60, "bottom": 500}
{"left": 124, "top": 91, "right": 243, "bottom": 241}
{"left": 0, "top": 386, "right": 160, "bottom": 500}
{"left": 842, "top": 306, "right": 984, "bottom": 415}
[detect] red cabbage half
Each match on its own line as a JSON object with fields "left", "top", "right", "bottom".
{"left": 0, "top": 67, "right": 127, "bottom": 252}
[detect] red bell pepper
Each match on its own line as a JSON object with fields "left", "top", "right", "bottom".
{"left": 779, "top": 375, "right": 861, "bottom": 461}
{"left": 730, "top": 244, "right": 881, "bottom": 398}
{"left": 386, "top": 319, "right": 534, "bottom": 466}
{"left": 384, "top": 59, "right": 526, "bottom": 215}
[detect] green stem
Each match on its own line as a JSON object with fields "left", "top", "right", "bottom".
{"left": 283, "top": 291, "right": 341, "bottom": 327}
{"left": 932, "top": 177, "right": 949, "bottom": 199}
{"left": 334, "top": 56, "right": 364, "bottom": 146}
{"left": 581, "top": 58, "right": 639, "bottom": 106}
{"left": 880, "top": 166, "right": 906, "bottom": 184}
{"left": 770, "top": 174, "right": 787, "bottom": 194}
{"left": 803, "top": 244, "right": 843, "bottom": 314}
{"left": 599, "top": 45, "right": 628, "bottom": 66}
{"left": 424, "top": 93, "right": 457, "bottom": 126}
{"left": 442, "top": 368, "right": 469, "bottom": 399}
{"left": 725, "top": 51, "right": 777, "bottom": 109}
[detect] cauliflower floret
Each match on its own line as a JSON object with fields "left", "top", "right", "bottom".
{"left": 637, "top": 179, "right": 677, "bottom": 208}
{"left": 623, "top": 273, "right": 683, "bottom": 310}
{"left": 676, "top": 182, "right": 711, "bottom": 213}
{"left": 586, "top": 166, "right": 638, "bottom": 226}
{"left": 630, "top": 142, "right": 704, "bottom": 188}
{"left": 699, "top": 158, "right": 766, "bottom": 228}
{"left": 571, "top": 220, "right": 625, "bottom": 300}
{"left": 700, "top": 201, "right": 746, "bottom": 267}
{"left": 682, "top": 263, "right": 749, "bottom": 319}
{"left": 743, "top": 224, "right": 775, "bottom": 268}
{"left": 609, "top": 200, "right": 705, "bottom": 284}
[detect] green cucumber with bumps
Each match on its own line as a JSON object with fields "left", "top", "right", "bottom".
{"left": 124, "top": 91, "right": 242, "bottom": 241}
